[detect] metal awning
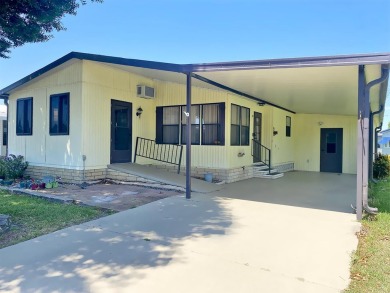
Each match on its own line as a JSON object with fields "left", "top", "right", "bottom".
{"left": 1, "top": 52, "right": 389, "bottom": 119}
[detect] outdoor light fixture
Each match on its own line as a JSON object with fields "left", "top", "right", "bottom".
{"left": 273, "top": 127, "right": 278, "bottom": 136}
{"left": 136, "top": 107, "right": 143, "bottom": 117}
{"left": 257, "top": 102, "right": 265, "bottom": 106}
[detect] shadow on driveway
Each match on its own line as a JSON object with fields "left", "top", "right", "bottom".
{"left": 0, "top": 195, "right": 232, "bottom": 292}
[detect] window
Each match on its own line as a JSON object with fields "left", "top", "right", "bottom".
{"left": 202, "top": 104, "right": 223, "bottom": 145}
{"left": 181, "top": 105, "right": 200, "bottom": 145}
{"left": 16, "top": 97, "right": 33, "bottom": 135}
{"left": 2, "top": 120, "right": 7, "bottom": 145}
{"left": 162, "top": 106, "right": 180, "bottom": 144}
{"left": 50, "top": 93, "right": 69, "bottom": 135}
{"left": 156, "top": 103, "right": 225, "bottom": 145}
{"left": 231, "top": 104, "right": 250, "bottom": 146}
{"left": 286, "top": 116, "right": 291, "bottom": 137}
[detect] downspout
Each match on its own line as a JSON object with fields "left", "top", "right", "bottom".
{"left": 363, "top": 66, "right": 389, "bottom": 214}
{"left": 369, "top": 105, "right": 384, "bottom": 180}
{"left": 0, "top": 94, "right": 9, "bottom": 156}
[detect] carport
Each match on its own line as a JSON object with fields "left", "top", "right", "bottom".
{"left": 180, "top": 53, "right": 390, "bottom": 220}
{"left": 91, "top": 52, "right": 390, "bottom": 219}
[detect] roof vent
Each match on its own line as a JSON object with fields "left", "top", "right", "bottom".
{"left": 137, "top": 85, "right": 155, "bottom": 99}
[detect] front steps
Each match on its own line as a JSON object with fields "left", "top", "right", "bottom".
{"left": 252, "top": 163, "right": 284, "bottom": 179}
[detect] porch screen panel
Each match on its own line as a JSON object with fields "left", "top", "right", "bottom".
{"left": 202, "top": 104, "right": 221, "bottom": 145}
{"left": 181, "top": 105, "right": 200, "bottom": 145}
{"left": 231, "top": 104, "right": 240, "bottom": 145}
{"left": 162, "top": 106, "right": 179, "bottom": 144}
{"left": 241, "top": 107, "right": 250, "bottom": 145}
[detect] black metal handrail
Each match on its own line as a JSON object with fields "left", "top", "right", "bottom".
{"left": 134, "top": 137, "right": 183, "bottom": 174}
{"left": 251, "top": 139, "right": 271, "bottom": 174}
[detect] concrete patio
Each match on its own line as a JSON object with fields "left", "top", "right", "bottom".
{"left": 0, "top": 172, "right": 360, "bottom": 293}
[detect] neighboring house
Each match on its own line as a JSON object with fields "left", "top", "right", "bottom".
{"left": 379, "top": 129, "right": 390, "bottom": 155}
{"left": 0, "top": 52, "right": 389, "bottom": 219}
{"left": 0, "top": 104, "right": 7, "bottom": 156}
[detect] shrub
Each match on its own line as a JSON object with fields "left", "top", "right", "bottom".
{"left": 373, "top": 154, "right": 390, "bottom": 179}
{"left": 0, "top": 154, "right": 29, "bottom": 180}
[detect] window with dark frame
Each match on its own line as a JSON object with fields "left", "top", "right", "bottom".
{"left": 286, "top": 116, "right": 291, "bottom": 137}
{"left": 156, "top": 103, "right": 225, "bottom": 145}
{"left": 3, "top": 120, "right": 7, "bottom": 145}
{"left": 16, "top": 97, "right": 33, "bottom": 135}
{"left": 181, "top": 105, "right": 200, "bottom": 145}
{"left": 231, "top": 104, "right": 250, "bottom": 146}
{"left": 162, "top": 106, "right": 180, "bottom": 144}
{"left": 50, "top": 93, "right": 70, "bottom": 135}
{"left": 202, "top": 104, "right": 221, "bottom": 145}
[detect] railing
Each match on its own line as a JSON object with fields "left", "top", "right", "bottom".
{"left": 251, "top": 139, "right": 271, "bottom": 174}
{"left": 134, "top": 137, "right": 183, "bottom": 174}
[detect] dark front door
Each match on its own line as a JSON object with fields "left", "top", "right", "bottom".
{"left": 111, "top": 100, "right": 132, "bottom": 163}
{"left": 252, "top": 112, "right": 262, "bottom": 163}
{"left": 320, "top": 128, "right": 343, "bottom": 173}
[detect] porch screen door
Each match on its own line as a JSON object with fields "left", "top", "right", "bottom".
{"left": 252, "top": 112, "right": 262, "bottom": 163}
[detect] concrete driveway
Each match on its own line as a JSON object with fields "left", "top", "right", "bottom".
{"left": 0, "top": 172, "right": 360, "bottom": 293}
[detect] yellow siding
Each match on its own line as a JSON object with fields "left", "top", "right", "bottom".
{"left": 294, "top": 114, "right": 357, "bottom": 174}
{"left": 227, "top": 95, "right": 273, "bottom": 168}
{"left": 8, "top": 61, "right": 83, "bottom": 168}
{"left": 271, "top": 108, "right": 296, "bottom": 166}
{"left": 7, "top": 59, "right": 360, "bottom": 174}
{"left": 156, "top": 81, "right": 231, "bottom": 168}
{"left": 81, "top": 60, "right": 157, "bottom": 169}
{"left": 82, "top": 61, "right": 270, "bottom": 169}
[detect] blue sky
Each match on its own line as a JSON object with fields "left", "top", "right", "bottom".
{"left": 0, "top": 0, "right": 389, "bottom": 126}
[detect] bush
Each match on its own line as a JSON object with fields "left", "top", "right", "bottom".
{"left": 373, "top": 154, "right": 390, "bottom": 179}
{"left": 0, "top": 154, "right": 29, "bottom": 180}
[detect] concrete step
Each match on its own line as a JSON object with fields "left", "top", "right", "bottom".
{"left": 255, "top": 172, "right": 284, "bottom": 179}
{"left": 252, "top": 164, "right": 270, "bottom": 171}
{"left": 253, "top": 169, "right": 278, "bottom": 175}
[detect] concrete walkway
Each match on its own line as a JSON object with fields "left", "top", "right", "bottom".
{"left": 108, "top": 163, "right": 222, "bottom": 193}
{"left": 0, "top": 172, "right": 359, "bottom": 293}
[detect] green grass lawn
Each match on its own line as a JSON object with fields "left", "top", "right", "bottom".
{"left": 0, "top": 191, "right": 114, "bottom": 249}
{"left": 346, "top": 179, "right": 390, "bottom": 293}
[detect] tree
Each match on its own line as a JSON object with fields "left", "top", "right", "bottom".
{"left": 0, "top": 0, "right": 103, "bottom": 58}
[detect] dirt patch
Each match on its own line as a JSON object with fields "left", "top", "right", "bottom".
{"left": 27, "top": 182, "right": 182, "bottom": 211}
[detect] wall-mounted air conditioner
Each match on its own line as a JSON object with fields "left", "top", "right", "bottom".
{"left": 137, "top": 85, "right": 155, "bottom": 99}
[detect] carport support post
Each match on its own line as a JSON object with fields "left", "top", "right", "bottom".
{"left": 356, "top": 65, "right": 366, "bottom": 220}
{"left": 185, "top": 72, "right": 192, "bottom": 199}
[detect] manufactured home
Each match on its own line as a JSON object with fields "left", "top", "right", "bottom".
{"left": 0, "top": 52, "right": 389, "bottom": 219}
{"left": 379, "top": 129, "right": 390, "bottom": 155}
